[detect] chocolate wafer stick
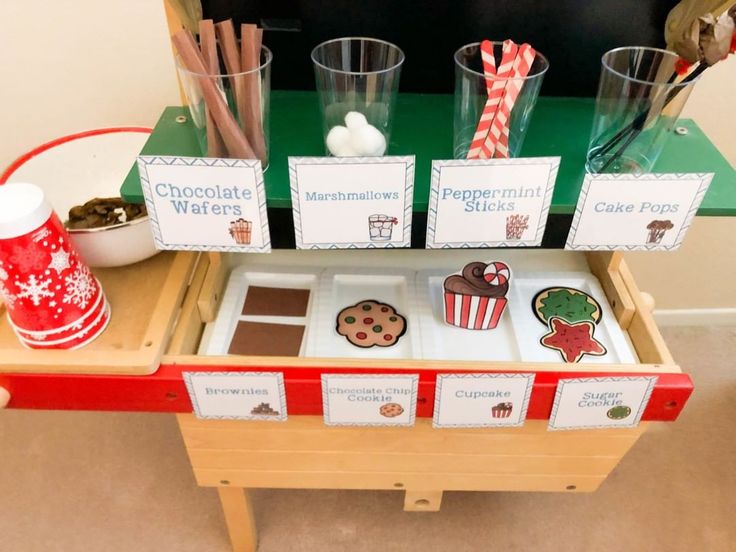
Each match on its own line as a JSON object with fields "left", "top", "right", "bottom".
{"left": 215, "top": 20, "right": 250, "bottom": 133}
{"left": 198, "top": 19, "right": 226, "bottom": 157}
{"left": 172, "top": 29, "right": 256, "bottom": 159}
{"left": 241, "top": 23, "right": 268, "bottom": 164}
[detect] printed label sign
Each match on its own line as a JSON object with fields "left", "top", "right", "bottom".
{"left": 433, "top": 373, "right": 535, "bottom": 428}
{"left": 321, "top": 374, "right": 419, "bottom": 426}
{"left": 289, "top": 156, "right": 414, "bottom": 249}
{"left": 426, "top": 158, "right": 559, "bottom": 248}
{"left": 548, "top": 376, "right": 657, "bottom": 430}
{"left": 565, "top": 173, "right": 713, "bottom": 251}
{"left": 137, "top": 156, "right": 271, "bottom": 252}
{"left": 183, "top": 372, "right": 286, "bottom": 420}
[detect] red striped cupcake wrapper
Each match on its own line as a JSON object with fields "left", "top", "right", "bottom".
{"left": 444, "top": 292, "right": 508, "bottom": 330}
{"left": 491, "top": 407, "right": 512, "bottom": 418}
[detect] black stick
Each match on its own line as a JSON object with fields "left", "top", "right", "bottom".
{"left": 590, "top": 63, "right": 708, "bottom": 171}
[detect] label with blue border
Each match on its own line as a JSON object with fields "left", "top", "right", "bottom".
{"left": 426, "top": 157, "right": 559, "bottom": 248}
{"left": 565, "top": 173, "right": 713, "bottom": 251}
{"left": 289, "top": 156, "right": 415, "bottom": 249}
{"left": 137, "top": 156, "right": 271, "bottom": 252}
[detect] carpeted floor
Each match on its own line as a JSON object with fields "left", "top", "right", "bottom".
{"left": 1, "top": 326, "right": 734, "bottom": 551}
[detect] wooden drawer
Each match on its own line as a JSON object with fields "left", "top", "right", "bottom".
{"left": 0, "top": 249, "right": 691, "bottom": 421}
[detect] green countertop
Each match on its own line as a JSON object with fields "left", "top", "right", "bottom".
{"left": 121, "top": 91, "right": 736, "bottom": 214}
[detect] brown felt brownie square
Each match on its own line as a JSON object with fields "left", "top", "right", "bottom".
{"left": 228, "top": 321, "right": 305, "bottom": 356}
{"left": 241, "top": 286, "right": 310, "bottom": 317}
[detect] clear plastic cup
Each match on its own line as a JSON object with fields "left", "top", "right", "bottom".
{"left": 175, "top": 45, "right": 272, "bottom": 167}
{"left": 311, "top": 37, "right": 405, "bottom": 157}
{"left": 453, "top": 42, "right": 549, "bottom": 159}
{"left": 586, "top": 47, "right": 698, "bottom": 174}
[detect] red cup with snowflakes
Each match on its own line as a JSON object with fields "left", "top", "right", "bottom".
{"left": 0, "top": 182, "right": 109, "bottom": 349}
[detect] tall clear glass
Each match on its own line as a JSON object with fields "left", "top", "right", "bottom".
{"left": 586, "top": 47, "right": 698, "bottom": 174}
{"left": 453, "top": 42, "right": 549, "bottom": 159}
{"left": 176, "top": 45, "right": 272, "bottom": 168}
{"left": 311, "top": 37, "right": 405, "bottom": 157}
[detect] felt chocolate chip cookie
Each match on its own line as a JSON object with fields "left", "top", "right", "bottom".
{"left": 336, "top": 300, "right": 407, "bottom": 348}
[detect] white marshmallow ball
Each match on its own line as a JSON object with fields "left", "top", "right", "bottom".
{"left": 350, "top": 124, "right": 387, "bottom": 156}
{"left": 333, "top": 144, "right": 359, "bottom": 157}
{"left": 344, "top": 111, "right": 368, "bottom": 129}
{"left": 326, "top": 125, "right": 351, "bottom": 156}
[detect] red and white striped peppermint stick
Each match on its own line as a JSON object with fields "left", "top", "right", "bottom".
{"left": 466, "top": 40, "right": 496, "bottom": 159}
{"left": 477, "top": 40, "right": 519, "bottom": 159}
{"left": 486, "top": 43, "right": 536, "bottom": 158}
{"left": 466, "top": 40, "right": 517, "bottom": 159}
{"left": 480, "top": 40, "right": 496, "bottom": 94}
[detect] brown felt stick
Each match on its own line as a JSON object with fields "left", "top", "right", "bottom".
{"left": 241, "top": 24, "right": 268, "bottom": 165}
{"left": 215, "top": 20, "right": 250, "bottom": 135}
{"left": 198, "top": 19, "right": 226, "bottom": 157}
{"left": 172, "top": 30, "right": 256, "bottom": 159}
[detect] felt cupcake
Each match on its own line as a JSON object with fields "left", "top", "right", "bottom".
{"left": 443, "top": 261, "right": 511, "bottom": 330}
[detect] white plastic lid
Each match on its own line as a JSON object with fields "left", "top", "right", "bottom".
{"left": 0, "top": 182, "right": 53, "bottom": 239}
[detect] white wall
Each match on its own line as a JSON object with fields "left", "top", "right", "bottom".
{"left": 0, "top": 0, "right": 180, "bottom": 168}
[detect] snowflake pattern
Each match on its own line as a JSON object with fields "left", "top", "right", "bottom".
{"left": 48, "top": 248, "right": 71, "bottom": 275}
{"left": 10, "top": 245, "right": 47, "bottom": 273}
{"left": 0, "top": 266, "right": 8, "bottom": 280}
{"left": 62, "top": 265, "right": 95, "bottom": 309}
{"left": 16, "top": 274, "right": 54, "bottom": 306}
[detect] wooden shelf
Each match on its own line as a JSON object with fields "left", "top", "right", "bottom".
{"left": 120, "top": 93, "right": 736, "bottom": 215}
{"left": 0, "top": 252, "right": 198, "bottom": 375}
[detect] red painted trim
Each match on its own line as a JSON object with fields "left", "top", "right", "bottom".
{"left": 0, "top": 127, "right": 152, "bottom": 184}
{"left": 0, "top": 364, "right": 693, "bottom": 422}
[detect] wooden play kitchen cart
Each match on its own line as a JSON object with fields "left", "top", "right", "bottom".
{"left": 0, "top": 247, "right": 693, "bottom": 552}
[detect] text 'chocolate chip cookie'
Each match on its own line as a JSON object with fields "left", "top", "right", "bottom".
{"left": 336, "top": 300, "right": 407, "bottom": 348}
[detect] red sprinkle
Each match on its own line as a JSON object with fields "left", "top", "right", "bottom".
{"left": 356, "top": 332, "right": 367, "bottom": 340}
{"left": 363, "top": 317, "right": 373, "bottom": 324}
{"left": 383, "top": 334, "right": 392, "bottom": 341}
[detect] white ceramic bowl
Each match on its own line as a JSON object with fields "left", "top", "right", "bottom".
{"left": 2, "top": 128, "right": 158, "bottom": 267}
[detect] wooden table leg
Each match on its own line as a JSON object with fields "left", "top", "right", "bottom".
{"left": 217, "top": 487, "right": 258, "bottom": 552}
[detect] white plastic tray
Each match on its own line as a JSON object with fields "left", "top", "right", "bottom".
{"left": 201, "top": 264, "right": 638, "bottom": 365}
{"left": 417, "top": 270, "right": 636, "bottom": 364}
{"left": 198, "top": 266, "right": 320, "bottom": 356}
